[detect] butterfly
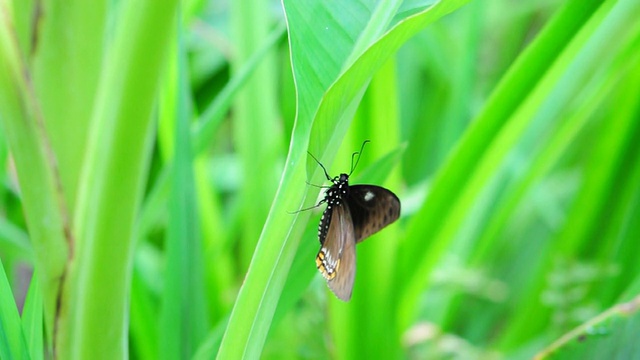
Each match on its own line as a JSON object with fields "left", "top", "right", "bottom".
{"left": 308, "top": 141, "right": 400, "bottom": 301}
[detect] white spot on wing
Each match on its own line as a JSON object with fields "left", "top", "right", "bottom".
{"left": 364, "top": 191, "right": 375, "bottom": 201}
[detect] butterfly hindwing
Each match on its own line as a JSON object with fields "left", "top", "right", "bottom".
{"left": 347, "top": 185, "right": 401, "bottom": 243}
{"left": 315, "top": 203, "right": 356, "bottom": 301}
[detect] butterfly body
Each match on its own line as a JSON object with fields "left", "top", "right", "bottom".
{"left": 315, "top": 172, "right": 400, "bottom": 301}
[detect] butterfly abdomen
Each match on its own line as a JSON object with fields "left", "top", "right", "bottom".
{"left": 317, "top": 174, "right": 350, "bottom": 245}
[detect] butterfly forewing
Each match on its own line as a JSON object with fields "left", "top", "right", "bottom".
{"left": 315, "top": 203, "right": 356, "bottom": 301}
{"left": 347, "top": 185, "right": 401, "bottom": 243}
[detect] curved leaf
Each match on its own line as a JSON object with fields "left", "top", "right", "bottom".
{"left": 216, "top": 0, "right": 470, "bottom": 358}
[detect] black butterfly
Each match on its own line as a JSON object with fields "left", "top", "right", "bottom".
{"left": 308, "top": 141, "right": 400, "bottom": 301}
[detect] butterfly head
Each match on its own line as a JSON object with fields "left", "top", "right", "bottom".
{"left": 331, "top": 173, "right": 350, "bottom": 185}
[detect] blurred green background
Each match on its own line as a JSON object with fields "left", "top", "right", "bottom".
{"left": 1, "top": 0, "right": 639, "bottom": 358}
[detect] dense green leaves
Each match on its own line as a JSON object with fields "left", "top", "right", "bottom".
{"left": 0, "top": 0, "right": 639, "bottom": 358}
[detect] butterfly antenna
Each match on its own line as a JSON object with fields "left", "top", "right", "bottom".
{"left": 308, "top": 151, "right": 332, "bottom": 181}
{"left": 306, "top": 180, "right": 331, "bottom": 189}
{"left": 349, "top": 140, "right": 370, "bottom": 175}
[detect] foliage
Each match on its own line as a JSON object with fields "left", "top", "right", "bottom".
{"left": 0, "top": 0, "right": 639, "bottom": 358}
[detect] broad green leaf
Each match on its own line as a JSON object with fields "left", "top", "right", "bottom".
{"left": 32, "top": 0, "right": 107, "bottom": 211}
{"left": 62, "top": 0, "right": 180, "bottom": 357}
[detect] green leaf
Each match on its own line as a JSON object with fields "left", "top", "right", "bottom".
{"left": 61, "top": 0, "right": 180, "bottom": 357}
{"left": 22, "top": 274, "right": 44, "bottom": 360}
{"left": 31, "top": 0, "right": 108, "bottom": 211}
{"left": 0, "top": 258, "right": 29, "bottom": 360}
{"left": 0, "top": 0, "right": 70, "bottom": 342}
{"left": 130, "top": 248, "right": 160, "bottom": 360}
{"left": 158, "top": 25, "right": 209, "bottom": 359}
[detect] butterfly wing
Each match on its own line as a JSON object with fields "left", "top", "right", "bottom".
{"left": 315, "top": 203, "right": 356, "bottom": 301}
{"left": 347, "top": 185, "right": 401, "bottom": 243}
